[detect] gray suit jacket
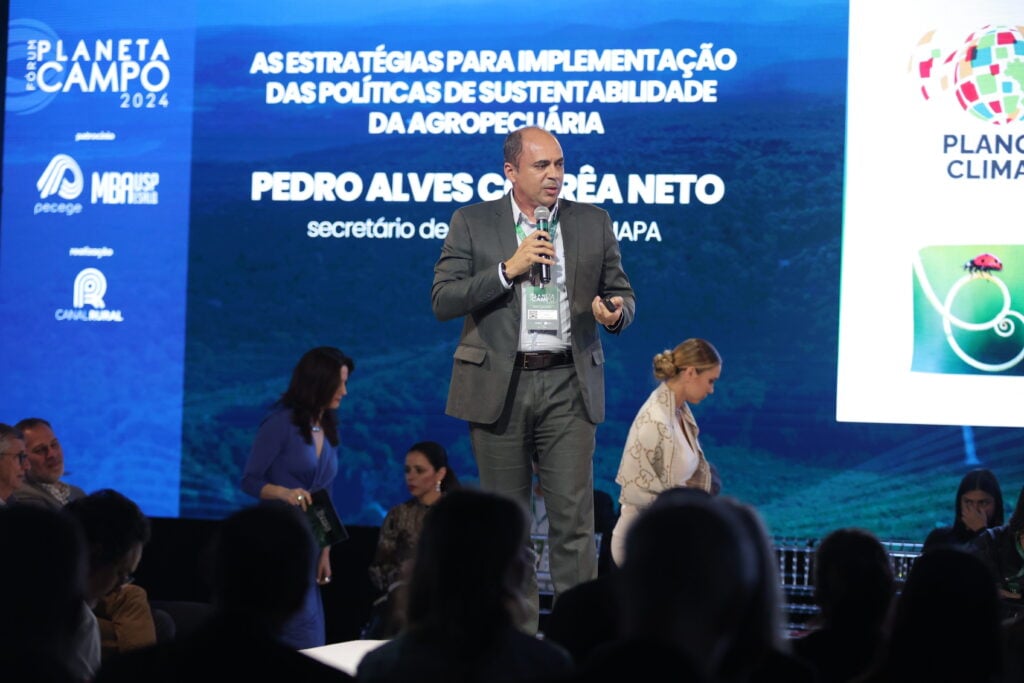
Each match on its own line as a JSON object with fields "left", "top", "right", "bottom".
{"left": 432, "top": 193, "right": 635, "bottom": 425}
{"left": 9, "top": 479, "right": 87, "bottom": 510}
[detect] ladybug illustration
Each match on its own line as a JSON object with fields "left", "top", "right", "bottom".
{"left": 964, "top": 253, "right": 1003, "bottom": 274}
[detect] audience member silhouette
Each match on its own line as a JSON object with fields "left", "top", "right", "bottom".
{"left": 923, "top": 468, "right": 1004, "bottom": 553}
{"left": 94, "top": 500, "right": 353, "bottom": 682}
{"left": 1003, "top": 612, "right": 1024, "bottom": 683}
{"left": 720, "top": 497, "right": 815, "bottom": 683}
{"left": 969, "top": 482, "right": 1024, "bottom": 621}
{"left": 856, "top": 547, "right": 1003, "bottom": 683}
{"left": 9, "top": 417, "right": 86, "bottom": 509}
{"left": 792, "top": 527, "right": 895, "bottom": 683}
{"left": 356, "top": 489, "right": 573, "bottom": 683}
{"left": 364, "top": 440, "right": 460, "bottom": 639}
{"left": 576, "top": 489, "right": 760, "bottom": 682}
{"left": 541, "top": 553, "right": 620, "bottom": 667}
{"left": 0, "top": 504, "right": 87, "bottom": 683}
{"left": 62, "top": 488, "right": 153, "bottom": 681}
{"left": 544, "top": 486, "right": 708, "bottom": 667}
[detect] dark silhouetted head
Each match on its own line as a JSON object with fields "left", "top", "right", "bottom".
{"left": 877, "top": 547, "right": 1002, "bottom": 682}
{"left": 405, "top": 489, "right": 529, "bottom": 644}
{"left": 617, "top": 494, "right": 759, "bottom": 680}
{"left": 0, "top": 504, "right": 86, "bottom": 674}
{"left": 63, "top": 488, "right": 151, "bottom": 602}
{"left": 813, "top": 527, "right": 895, "bottom": 630}
{"left": 211, "top": 501, "right": 316, "bottom": 630}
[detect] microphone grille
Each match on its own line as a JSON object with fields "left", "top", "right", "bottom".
{"left": 534, "top": 206, "right": 550, "bottom": 221}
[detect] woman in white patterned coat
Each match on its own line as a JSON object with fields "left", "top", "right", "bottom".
{"left": 610, "top": 338, "right": 722, "bottom": 566}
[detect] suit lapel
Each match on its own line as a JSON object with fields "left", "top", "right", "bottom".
{"left": 496, "top": 193, "right": 518, "bottom": 262}
{"left": 495, "top": 194, "right": 522, "bottom": 310}
{"left": 558, "top": 198, "right": 579, "bottom": 301}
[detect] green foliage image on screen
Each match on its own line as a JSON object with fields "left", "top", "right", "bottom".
{"left": 913, "top": 245, "right": 1024, "bottom": 375}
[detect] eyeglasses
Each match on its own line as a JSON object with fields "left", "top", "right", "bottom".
{"left": 0, "top": 450, "right": 28, "bottom": 465}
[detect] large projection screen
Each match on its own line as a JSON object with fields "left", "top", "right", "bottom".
{"left": 2, "top": 0, "right": 1022, "bottom": 541}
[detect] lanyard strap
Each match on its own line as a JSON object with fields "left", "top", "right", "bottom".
{"left": 515, "top": 215, "right": 559, "bottom": 243}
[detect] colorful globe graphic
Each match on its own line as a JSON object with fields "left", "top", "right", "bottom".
{"left": 909, "top": 29, "right": 957, "bottom": 100}
{"left": 953, "top": 25, "right": 1024, "bottom": 124}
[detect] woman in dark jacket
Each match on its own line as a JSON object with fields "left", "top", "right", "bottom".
{"left": 923, "top": 468, "right": 1004, "bottom": 552}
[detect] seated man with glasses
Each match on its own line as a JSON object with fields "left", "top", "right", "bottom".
{"left": 63, "top": 488, "right": 155, "bottom": 680}
{"left": 0, "top": 423, "right": 29, "bottom": 505}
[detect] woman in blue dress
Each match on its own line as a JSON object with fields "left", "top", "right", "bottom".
{"left": 241, "top": 345, "right": 355, "bottom": 649}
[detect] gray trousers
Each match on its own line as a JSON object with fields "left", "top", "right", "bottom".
{"left": 470, "top": 364, "right": 597, "bottom": 634}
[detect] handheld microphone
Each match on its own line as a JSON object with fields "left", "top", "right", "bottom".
{"left": 532, "top": 206, "right": 552, "bottom": 286}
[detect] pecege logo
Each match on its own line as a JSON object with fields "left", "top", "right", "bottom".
{"left": 909, "top": 24, "right": 1024, "bottom": 125}
{"left": 33, "top": 153, "right": 161, "bottom": 215}
{"left": 35, "top": 153, "right": 84, "bottom": 216}
{"left": 37, "top": 154, "right": 83, "bottom": 200}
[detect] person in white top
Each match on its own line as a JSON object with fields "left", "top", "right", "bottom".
{"left": 611, "top": 338, "right": 722, "bottom": 566}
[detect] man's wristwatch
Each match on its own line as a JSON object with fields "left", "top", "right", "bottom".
{"left": 500, "top": 261, "right": 509, "bottom": 281}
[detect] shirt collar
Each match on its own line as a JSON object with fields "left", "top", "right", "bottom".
{"left": 510, "top": 195, "right": 559, "bottom": 227}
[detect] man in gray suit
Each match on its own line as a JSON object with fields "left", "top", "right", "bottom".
{"left": 432, "top": 126, "right": 635, "bottom": 631}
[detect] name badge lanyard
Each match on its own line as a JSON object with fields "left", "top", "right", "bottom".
{"left": 515, "top": 217, "right": 560, "bottom": 334}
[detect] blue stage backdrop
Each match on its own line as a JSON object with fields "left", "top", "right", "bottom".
{"left": 2, "top": 0, "right": 1023, "bottom": 540}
